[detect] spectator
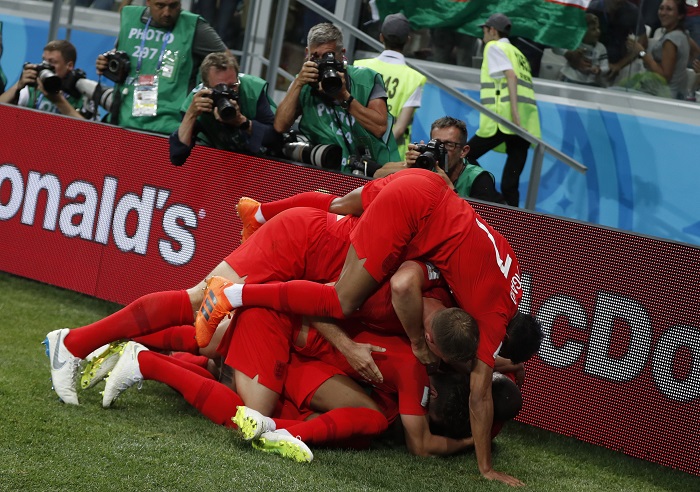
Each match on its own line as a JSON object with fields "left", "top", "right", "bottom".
{"left": 630, "top": 0, "right": 689, "bottom": 99}
{"left": 688, "top": 5, "right": 700, "bottom": 57}
{"left": 355, "top": 13, "right": 427, "bottom": 160}
{"left": 587, "top": 0, "right": 647, "bottom": 83}
{"left": 430, "top": 28, "right": 478, "bottom": 69}
{"left": 467, "top": 14, "right": 541, "bottom": 207}
{"left": 0, "top": 40, "right": 97, "bottom": 119}
{"left": 169, "top": 51, "right": 279, "bottom": 165}
{"left": 195, "top": 0, "right": 240, "bottom": 48}
{"left": 273, "top": 22, "right": 400, "bottom": 175}
{"left": 96, "top": 0, "right": 227, "bottom": 135}
{"left": 556, "top": 13, "right": 610, "bottom": 87}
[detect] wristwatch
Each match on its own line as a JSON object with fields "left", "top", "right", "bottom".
{"left": 340, "top": 95, "right": 354, "bottom": 110}
{"left": 240, "top": 119, "right": 251, "bottom": 131}
{"left": 638, "top": 50, "right": 647, "bottom": 59}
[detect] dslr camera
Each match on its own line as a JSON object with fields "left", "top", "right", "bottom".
{"left": 347, "top": 154, "right": 382, "bottom": 178}
{"left": 282, "top": 132, "right": 342, "bottom": 170}
{"left": 313, "top": 52, "right": 346, "bottom": 97}
{"left": 414, "top": 139, "right": 449, "bottom": 172}
{"left": 207, "top": 83, "right": 239, "bottom": 123}
{"left": 23, "top": 61, "right": 62, "bottom": 94}
{"left": 102, "top": 50, "right": 131, "bottom": 84}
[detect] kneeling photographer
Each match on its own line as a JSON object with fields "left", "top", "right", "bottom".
{"left": 0, "top": 40, "right": 99, "bottom": 119}
{"left": 379, "top": 117, "right": 506, "bottom": 205}
{"left": 169, "top": 52, "right": 279, "bottom": 166}
{"left": 274, "top": 22, "right": 400, "bottom": 176}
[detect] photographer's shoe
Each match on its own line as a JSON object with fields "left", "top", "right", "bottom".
{"left": 194, "top": 276, "right": 234, "bottom": 348}
{"left": 236, "top": 197, "right": 262, "bottom": 243}
{"left": 252, "top": 429, "right": 313, "bottom": 463}
{"left": 232, "top": 405, "right": 276, "bottom": 440}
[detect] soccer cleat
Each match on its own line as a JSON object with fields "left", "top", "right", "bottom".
{"left": 194, "top": 276, "right": 234, "bottom": 348}
{"left": 252, "top": 430, "right": 313, "bottom": 463}
{"left": 236, "top": 197, "right": 262, "bottom": 243}
{"left": 102, "top": 341, "right": 147, "bottom": 408}
{"left": 232, "top": 405, "right": 276, "bottom": 441}
{"left": 80, "top": 341, "right": 128, "bottom": 389}
{"left": 43, "top": 328, "right": 82, "bottom": 405}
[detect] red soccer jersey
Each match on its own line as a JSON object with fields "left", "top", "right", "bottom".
{"left": 296, "top": 324, "right": 429, "bottom": 417}
{"left": 355, "top": 169, "right": 522, "bottom": 367}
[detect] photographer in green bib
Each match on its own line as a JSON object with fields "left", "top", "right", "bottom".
{"left": 273, "top": 22, "right": 400, "bottom": 177}
{"left": 169, "top": 51, "right": 280, "bottom": 165}
{"left": 95, "top": 0, "right": 227, "bottom": 135}
{"left": 375, "top": 117, "right": 507, "bottom": 205}
{"left": 468, "top": 13, "right": 541, "bottom": 207}
{"left": 0, "top": 40, "right": 98, "bottom": 119}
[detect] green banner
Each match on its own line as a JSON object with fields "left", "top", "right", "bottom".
{"left": 375, "top": 0, "right": 590, "bottom": 50}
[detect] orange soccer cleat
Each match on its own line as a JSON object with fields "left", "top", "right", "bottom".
{"left": 236, "top": 197, "right": 262, "bottom": 243}
{"left": 194, "top": 276, "right": 234, "bottom": 348}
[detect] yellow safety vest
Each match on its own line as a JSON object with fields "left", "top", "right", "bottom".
{"left": 354, "top": 57, "right": 426, "bottom": 160}
{"left": 477, "top": 41, "right": 541, "bottom": 148}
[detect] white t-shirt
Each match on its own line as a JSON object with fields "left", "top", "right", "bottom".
{"left": 486, "top": 38, "right": 514, "bottom": 79}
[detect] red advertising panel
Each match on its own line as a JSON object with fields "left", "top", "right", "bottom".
{"left": 0, "top": 105, "right": 366, "bottom": 303}
{"left": 473, "top": 204, "right": 700, "bottom": 476}
{"left": 1, "top": 105, "right": 698, "bottom": 476}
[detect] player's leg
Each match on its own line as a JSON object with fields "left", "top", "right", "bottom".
{"left": 224, "top": 308, "right": 297, "bottom": 416}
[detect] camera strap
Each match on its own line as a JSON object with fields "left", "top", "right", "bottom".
{"left": 135, "top": 17, "right": 171, "bottom": 76}
{"left": 330, "top": 106, "right": 354, "bottom": 156}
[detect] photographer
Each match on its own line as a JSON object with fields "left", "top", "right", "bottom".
{"left": 274, "top": 22, "right": 400, "bottom": 175}
{"left": 169, "top": 52, "right": 279, "bottom": 165}
{"left": 377, "top": 117, "right": 506, "bottom": 205}
{"left": 96, "top": 0, "right": 227, "bottom": 135}
{"left": 0, "top": 40, "right": 95, "bottom": 119}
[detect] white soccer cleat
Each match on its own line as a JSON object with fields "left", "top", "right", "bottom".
{"left": 252, "top": 429, "right": 313, "bottom": 463}
{"left": 101, "top": 341, "right": 147, "bottom": 408}
{"left": 81, "top": 341, "right": 128, "bottom": 389}
{"left": 43, "top": 328, "right": 82, "bottom": 405}
{"left": 232, "top": 405, "right": 276, "bottom": 440}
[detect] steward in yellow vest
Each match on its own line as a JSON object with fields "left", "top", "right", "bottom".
{"left": 355, "top": 13, "right": 426, "bottom": 160}
{"left": 467, "top": 13, "right": 541, "bottom": 207}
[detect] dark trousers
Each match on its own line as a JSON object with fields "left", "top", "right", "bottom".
{"left": 467, "top": 130, "right": 529, "bottom": 207}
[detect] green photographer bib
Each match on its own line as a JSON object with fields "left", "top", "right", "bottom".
{"left": 116, "top": 6, "right": 197, "bottom": 134}
{"left": 298, "top": 65, "right": 399, "bottom": 173}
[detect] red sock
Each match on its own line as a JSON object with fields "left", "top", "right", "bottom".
{"left": 139, "top": 352, "right": 242, "bottom": 427}
{"left": 260, "top": 192, "right": 337, "bottom": 220}
{"left": 168, "top": 352, "right": 210, "bottom": 369}
{"left": 272, "top": 417, "right": 305, "bottom": 429}
{"left": 133, "top": 325, "right": 198, "bottom": 353}
{"left": 65, "top": 290, "right": 193, "bottom": 358}
{"left": 242, "top": 281, "right": 344, "bottom": 318}
{"left": 283, "top": 408, "right": 388, "bottom": 445}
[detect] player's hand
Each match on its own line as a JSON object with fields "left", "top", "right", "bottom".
{"left": 411, "top": 340, "right": 438, "bottom": 365}
{"left": 342, "top": 341, "right": 385, "bottom": 383}
{"left": 482, "top": 469, "right": 525, "bottom": 487}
